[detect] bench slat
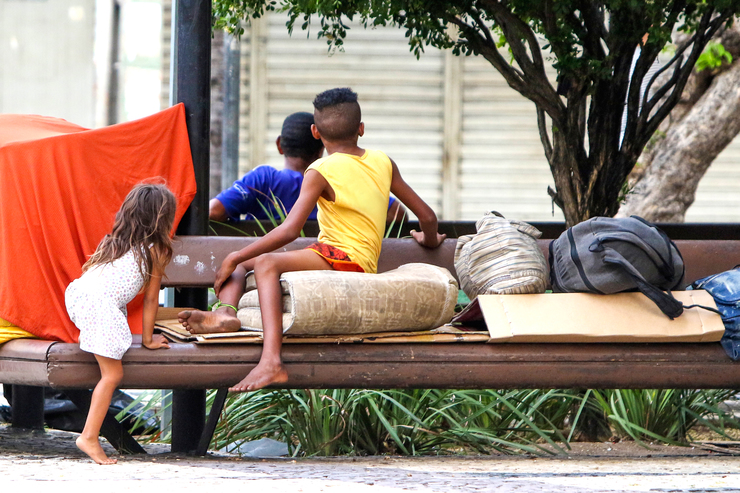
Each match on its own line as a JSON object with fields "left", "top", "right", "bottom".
{"left": 164, "top": 236, "right": 460, "bottom": 286}
{"left": 164, "top": 236, "right": 740, "bottom": 287}
{"left": 17, "top": 338, "right": 737, "bottom": 390}
{"left": 0, "top": 340, "right": 55, "bottom": 385}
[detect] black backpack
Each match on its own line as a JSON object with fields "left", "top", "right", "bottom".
{"left": 549, "top": 216, "right": 687, "bottom": 318}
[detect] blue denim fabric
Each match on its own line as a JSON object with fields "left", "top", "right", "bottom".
{"left": 689, "top": 268, "right": 740, "bottom": 360}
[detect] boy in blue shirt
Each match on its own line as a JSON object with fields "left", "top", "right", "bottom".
{"left": 209, "top": 112, "right": 324, "bottom": 222}
{"left": 210, "top": 112, "right": 404, "bottom": 223}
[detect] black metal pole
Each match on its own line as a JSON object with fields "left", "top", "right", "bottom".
{"left": 10, "top": 385, "right": 45, "bottom": 430}
{"left": 171, "top": 0, "right": 211, "bottom": 454}
{"left": 171, "top": 389, "right": 207, "bottom": 453}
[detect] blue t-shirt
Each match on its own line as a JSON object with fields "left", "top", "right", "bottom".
{"left": 216, "top": 165, "right": 396, "bottom": 221}
{"left": 216, "top": 166, "right": 313, "bottom": 221}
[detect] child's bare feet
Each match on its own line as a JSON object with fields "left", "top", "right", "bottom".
{"left": 229, "top": 362, "right": 289, "bottom": 392}
{"left": 178, "top": 309, "right": 241, "bottom": 334}
{"left": 76, "top": 436, "right": 118, "bottom": 465}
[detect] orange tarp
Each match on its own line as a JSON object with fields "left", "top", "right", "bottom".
{"left": 0, "top": 104, "right": 197, "bottom": 342}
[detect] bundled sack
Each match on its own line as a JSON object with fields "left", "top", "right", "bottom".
{"left": 454, "top": 211, "right": 548, "bottom": 300}
{"left": 237, "top": 263, "right": 458, "bottom": 335}
{"left": 689, "top": 268, "right": 740, "bottom": 360}
{"left": 549, "top": 216, "right": 689, "bottom": 318}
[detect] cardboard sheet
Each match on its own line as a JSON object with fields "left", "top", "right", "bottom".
{"left": 154, "top": 316, "right": 489, "bottom": 344}
{"left": 477, "top": 290, "right": 725, "bottom": 343}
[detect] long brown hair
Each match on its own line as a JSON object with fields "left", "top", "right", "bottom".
{"left": 83, "top": 182, "right": 177, "bottom": 286}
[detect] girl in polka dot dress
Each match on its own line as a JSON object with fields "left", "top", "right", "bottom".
{"left": 65, "top": 183, "right": 177, "bottom": 465}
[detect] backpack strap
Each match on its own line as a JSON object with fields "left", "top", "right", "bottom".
{"left": 602, "top": 251, "right": 683, "bottom": 319}
{"left": 603, "top": 250, "right": 718, "bottom": 319}
{"left": 590, "top": 230, "right": 676, "bottom": 283}
{"left": 630, "top": 215, "right": 686, "bottom": 285}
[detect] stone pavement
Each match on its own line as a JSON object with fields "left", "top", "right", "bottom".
{"left": 1, "top": 425, "right": 740, "bottom": 493}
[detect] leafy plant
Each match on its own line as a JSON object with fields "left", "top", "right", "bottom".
{"left": 696, "top": 42, "right": 733, "bottom": 72}
{"left": 591, "top": 389, "right": 740, "bottom": 446}
{"left": 125, "top": 386, "right": 740, "bottom": 455}
{"left": 384, "top": 206, "right": 407, "bottom": 239}
{"left": 204, "top": 388, "right": 578, "bottom": 456}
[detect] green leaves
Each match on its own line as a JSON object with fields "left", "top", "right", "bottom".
{"left": 696, "top": 42, "right": 734, "bottom": 72}
{"left": 128, "top": 387, "right": 739, "bottom": 454}
{"left": 203, "top": 388, "right": 578, "bottom": 456}
{"left": 590, "top": 389, "right": 740, "bottom": 445}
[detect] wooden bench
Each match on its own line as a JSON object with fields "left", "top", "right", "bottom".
{"left": 2, "top": 235, "right": 740, "bottom": 455}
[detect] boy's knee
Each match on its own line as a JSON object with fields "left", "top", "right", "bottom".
{"left": 253, "top": 253, "right": 280, "bottom": 275}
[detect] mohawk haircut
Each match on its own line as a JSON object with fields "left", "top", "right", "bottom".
{"left": 312, "top": 88, "right": 362, "bottom": 141}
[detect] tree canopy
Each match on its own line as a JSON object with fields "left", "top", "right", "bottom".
{"left": 213, "top": 0, "right": 740, "bottom": 225}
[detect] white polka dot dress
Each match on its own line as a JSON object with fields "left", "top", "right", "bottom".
{"left": 65, "top": 249, "right": 146, "bottom": 360}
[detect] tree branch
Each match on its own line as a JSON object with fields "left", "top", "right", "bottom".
{"left": 447, "top": 14, "right": 565, "bottom": 124}
{"left": 474, "top": 0, "right": 565, "bottom": 121}
{"left": 621, "top": 2, "right": 708, "bottom": 157}
{"left": 641, "top": 10, "right": 732, "bottom": 141}
{"left": 582, "top": 2, "right": 607, "bottom": 40}
{"left": 536, "top": 106, "right": 553, "bottom": 161}
{"left": 446, "top": 15, "right": 525, "bottom": 84}
{"left": 640, "top": 3, "right": 711, "bottom": 121}
{"left": 478, "top": 0, "right": 547, "bottom": 74}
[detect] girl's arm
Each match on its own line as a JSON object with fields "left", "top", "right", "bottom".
{"left": 142, "top": 255, "right": 169, "bottom": 350}
{"left": 388, "top": 158, "right": 446, "bottom": 248}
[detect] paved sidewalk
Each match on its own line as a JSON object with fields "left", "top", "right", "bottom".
{"left": 1, "top": 425, "right": 739, "bottom": 493}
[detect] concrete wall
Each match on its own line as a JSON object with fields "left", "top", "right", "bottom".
{"left": 0, "top": 0, "right": 96, "bottom": 127}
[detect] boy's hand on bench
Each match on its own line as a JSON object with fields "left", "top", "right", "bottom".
{"left": 411, "top": 230, "right": 446, "bottom": 249}
{"left": 142, "top": 334, "right": 170, "bottom": 350}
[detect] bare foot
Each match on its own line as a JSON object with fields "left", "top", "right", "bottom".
{"left": 76, "top": 436, "right": 118, "bottom": 465}
{"left": 178, "top": 308, "right": 241, "bottom": 334}
{"left": 229, "top": 362, "right": 289, "bottom": 392}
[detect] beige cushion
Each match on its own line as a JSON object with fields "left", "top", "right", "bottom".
{"left": 237, "top": 263, "right": 458, "bottom": 335}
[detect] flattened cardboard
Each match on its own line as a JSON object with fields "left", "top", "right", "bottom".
{"left": 478, "top": 290, "right": 724, "bottom": 343}
{"left": 155, "top": 317, "right": 489, "bottom": 344}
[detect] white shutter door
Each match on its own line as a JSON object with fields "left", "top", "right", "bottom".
{"left": 243, "top": 12, "right": 446, "bottom": 214}
{"left": 459, "top": 55, "right": 563, "bottom": 222}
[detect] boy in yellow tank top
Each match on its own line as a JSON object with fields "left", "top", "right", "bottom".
{"left": 178, "top": 88, "right": 445, "bottom": 391}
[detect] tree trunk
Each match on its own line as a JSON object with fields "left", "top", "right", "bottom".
{"left": 548, "top": 99, "right": 635, "bottom": 226}
{"left": 618, "top": 27, "right": 740, "bottom": 221}
{"left": 618, "top": 62, "right": 740, "bottom": 221}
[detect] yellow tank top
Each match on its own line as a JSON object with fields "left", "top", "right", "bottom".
{"left": 307, "top": 149, "right": 392, "bottom": 274}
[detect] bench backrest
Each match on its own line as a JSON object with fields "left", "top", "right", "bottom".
{"left": 164, "top": 236, "right": 740, "bottom": 289}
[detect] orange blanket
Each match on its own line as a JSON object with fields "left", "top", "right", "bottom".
{"left": 0, "top": 104, "right": 197, "bottom": 342}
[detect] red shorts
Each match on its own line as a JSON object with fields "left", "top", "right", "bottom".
{"left": 306, "top": 242, "right": 365, "bottom": 273}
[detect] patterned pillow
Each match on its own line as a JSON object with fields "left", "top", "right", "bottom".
{"left": 237, "top": 263, "right": 458, "bottom": 335}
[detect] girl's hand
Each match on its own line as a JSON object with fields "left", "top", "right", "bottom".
{"left": 143, "top": 334, "right": 170, "bottom": 350}
{"left": 411, "top": 230, "right": 447, "bottom": 249}
{"left": 214, "top": 254, "right": 239, "bottom": 296}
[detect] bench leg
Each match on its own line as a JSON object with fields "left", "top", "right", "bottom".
{"left": 171, "top": 389, "right": 206, "bottom": 453}
{"left": 64, "top": 389, "right": 146, "bottom": 455}
{"left": 10, "top": 385, "right": 45, "bottom": 430}
{"left": 195, "top": 388, "right": 228, "bottom": 456}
